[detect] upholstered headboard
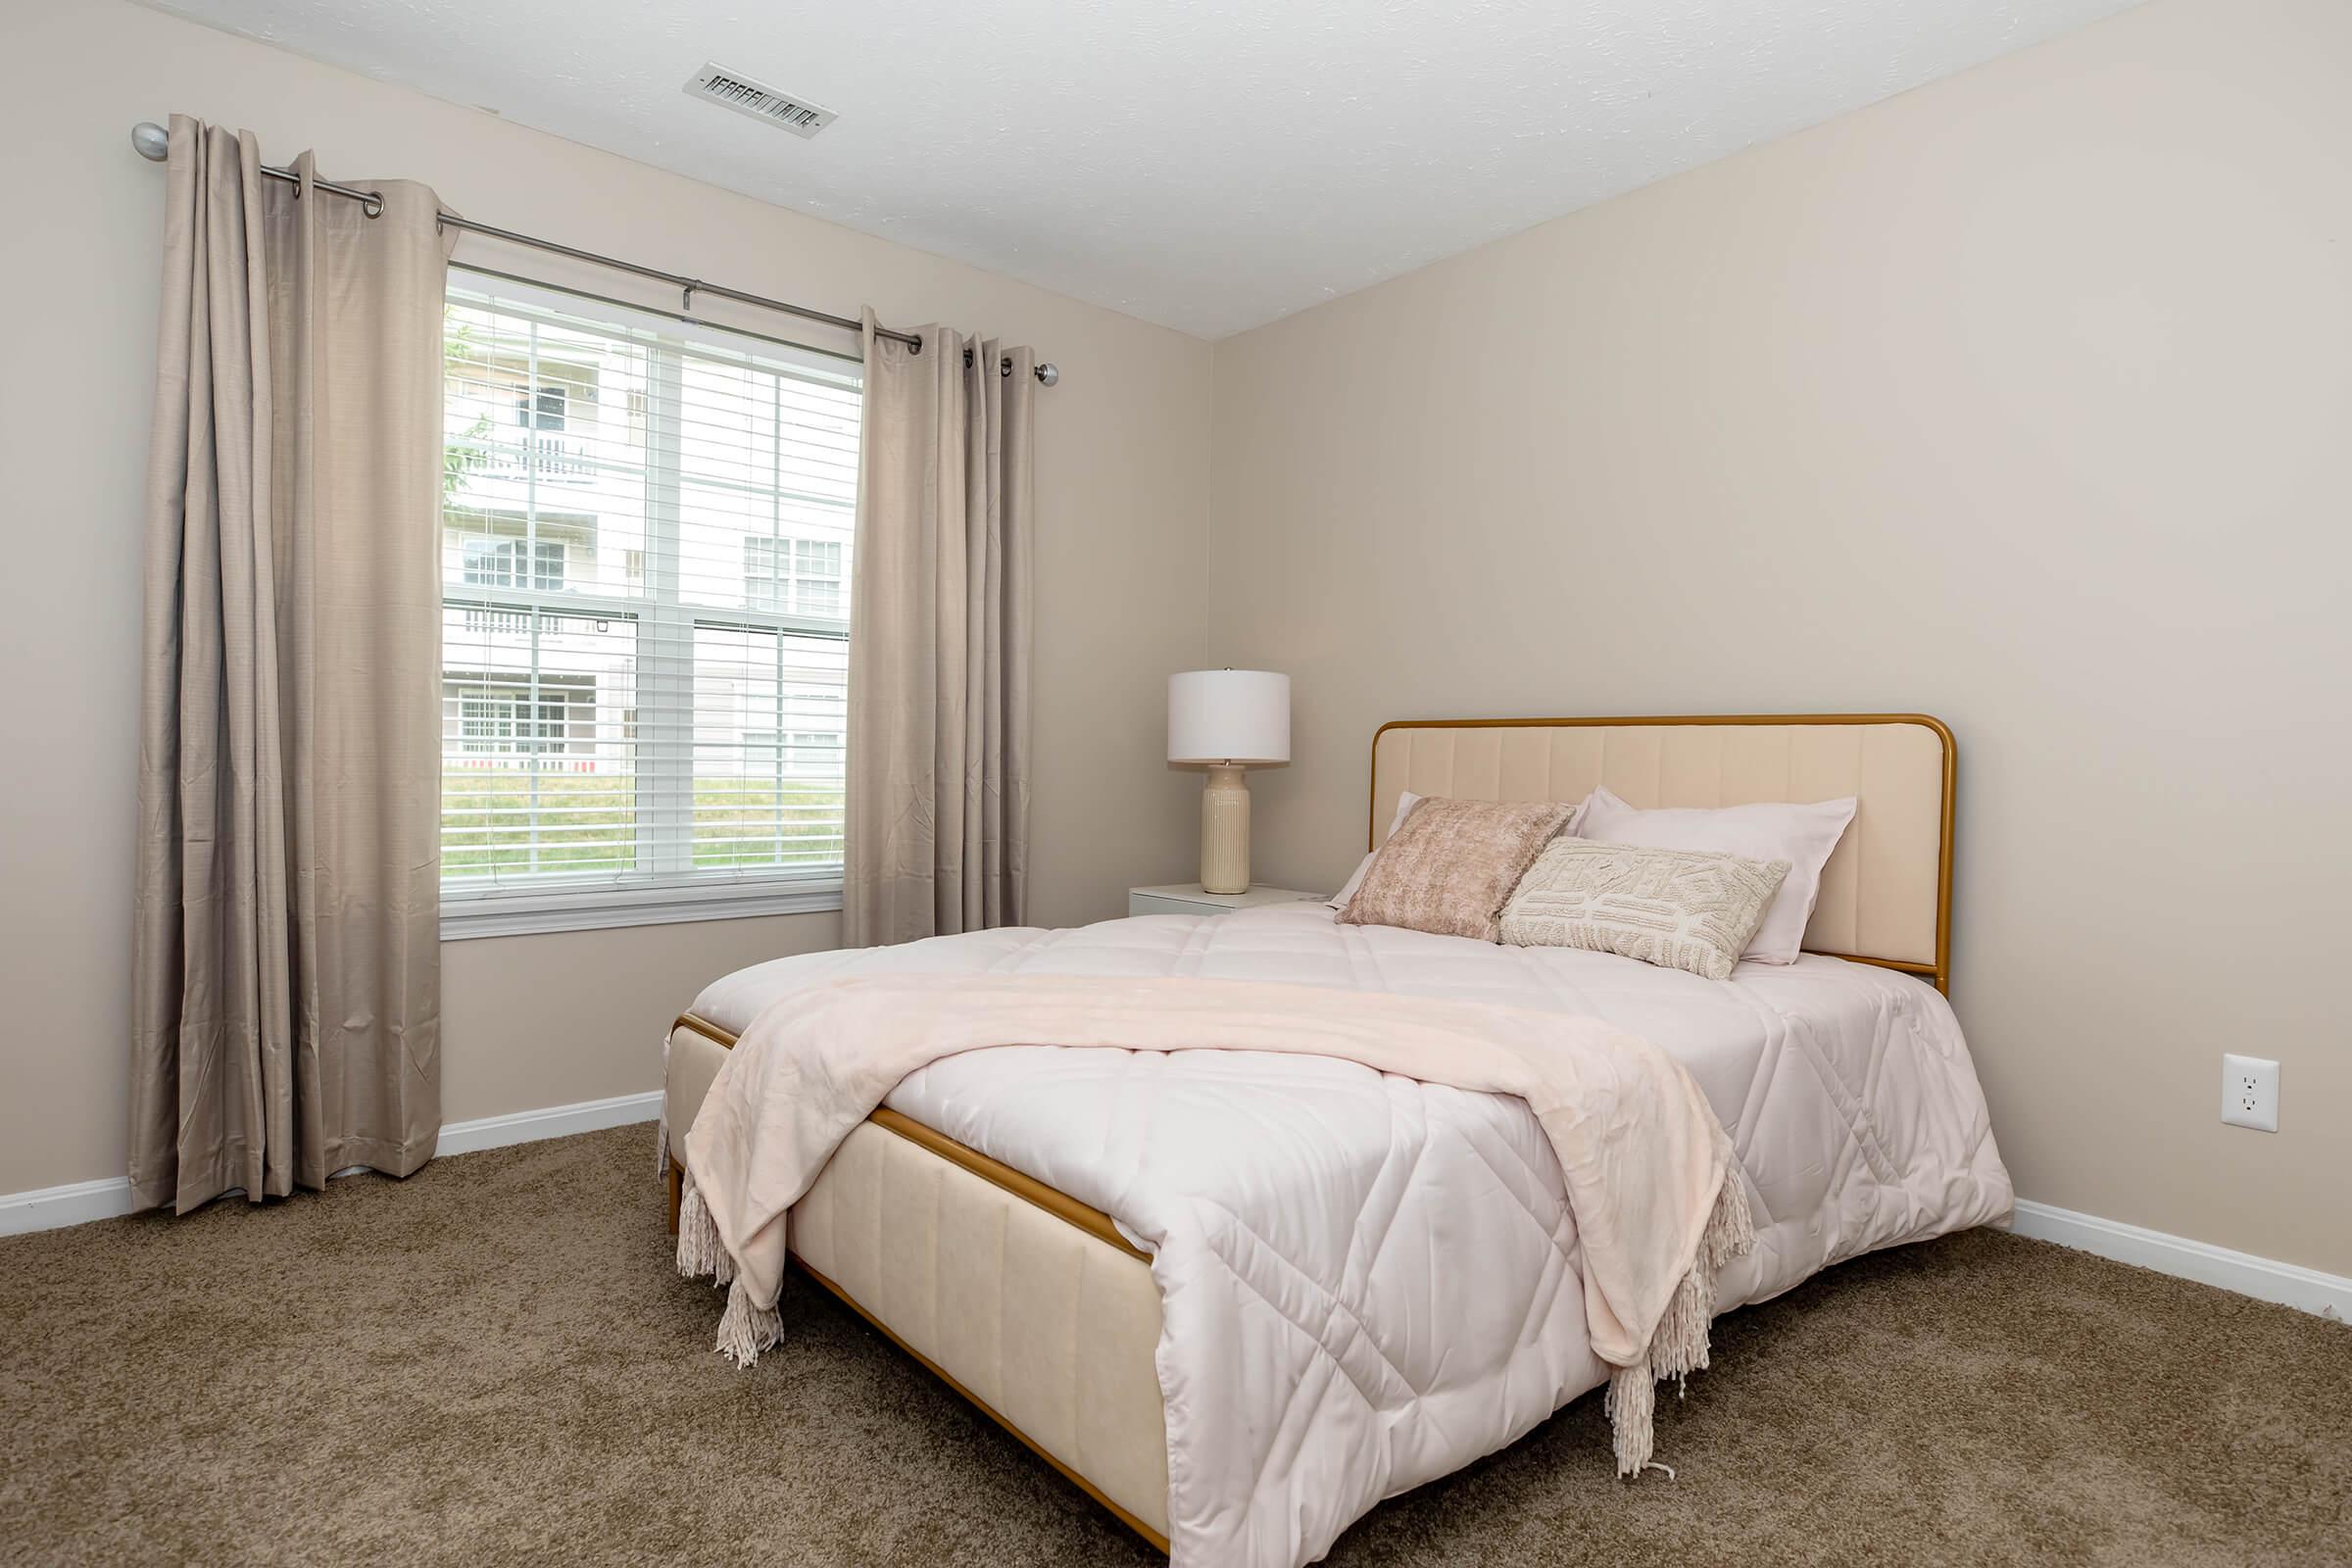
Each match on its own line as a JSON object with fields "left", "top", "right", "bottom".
{"left": 1370, "top": 714, "right": 1955, "bottom": 988}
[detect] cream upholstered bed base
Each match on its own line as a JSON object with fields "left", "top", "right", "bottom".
{"left": 663, "top": 1016, "right": 1173, "bottom": 1550}
{"left": 662, "top": 713, "right": 1957, "bottom": 1553}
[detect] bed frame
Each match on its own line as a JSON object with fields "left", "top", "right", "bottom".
{"left": 663, "top": 713, "right": 1958, "bottom": 1553}
{"left": 663, "top": 1009, "right": 1173, "bottom": 1549}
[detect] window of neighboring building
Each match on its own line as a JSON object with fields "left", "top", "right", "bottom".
{"left": 516, "top": 383, "right": 567, "bottom": 432}
{"left": 445, "top": 670, "right": 596, "bottom": 757}
{"left": 439, "top": 271, "right": 861, "bottom": 934}
{"left": 463, "top": 536, "right": 566, "bottom": 593}
{"left": 744, "top": 535, "right": 844, "bottom": 617}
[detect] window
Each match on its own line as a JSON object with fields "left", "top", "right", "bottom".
{"left": 445, "top": 670, "right": 595, "bottom": 757}
{"left": 516, "top": 383, "right": 567, "bottom": 432}
{"left": 740, "top": 724, "right": 846, "bottom": 780}
{"left": 440, "top": 272, "right": 861, "bottom": 935}
{"left": 464, "top": 537, "right": 566, "bottom": 593}
{"left": 744, "top": 535, "right": 844, "bottom": 617}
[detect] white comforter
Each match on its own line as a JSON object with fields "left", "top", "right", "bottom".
{"left": 689, "top": 905, "right": 2012, "bottom": 1567}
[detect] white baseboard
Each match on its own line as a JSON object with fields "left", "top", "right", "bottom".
{"left": 0, "top": 1090, "right": 661, "bottom": 1238}
{"left": 0, "top": 1175, "right": 138, "bottom": 1236}
{"left": 433, "top": 1089, "right": 662, "bottom": 1156}
{"left": 2009, "top": 1199, "right": 2349, "bottom": 1321}
{"left": 7, "top": 1118, "right": 2344, "bottom": 1324}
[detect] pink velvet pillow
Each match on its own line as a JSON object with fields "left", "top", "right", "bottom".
{"left": 1327, "top": 791, "right": 1422, "bottom": 910}
{"left": 1337, "top": 797, "right": 1578, "bottom": 943}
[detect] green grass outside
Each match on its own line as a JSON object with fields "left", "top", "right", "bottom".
{"left": 442, "top": 770, "right": 843, "bottom": 877}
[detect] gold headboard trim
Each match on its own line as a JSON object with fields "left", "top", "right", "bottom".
{"left": 1367, "top": 713, "right": 1954, "bottom": 991}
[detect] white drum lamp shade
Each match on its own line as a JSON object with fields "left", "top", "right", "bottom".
{"left": 1168, "top": 671, "right": 1289, "bottom": 895}
{"left": 1167, "top": 670, "right": 1290, "bottom": 765}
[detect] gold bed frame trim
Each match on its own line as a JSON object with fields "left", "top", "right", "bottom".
{"left": 668, "top": 1012, "right": 1147, "bottom": 1261}
{"left": 1369, "top": 712, "right": 1957, "bottom": 992}
{"left": 664, "top": 1012, "right": 1173, "bottom": 1555}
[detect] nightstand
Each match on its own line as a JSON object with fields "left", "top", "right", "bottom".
{"left": 1128, "top": 884, "right": 1326, "bottom": 917}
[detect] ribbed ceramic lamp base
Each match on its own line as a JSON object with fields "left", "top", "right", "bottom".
{"left": 1200, "top": 765, "right": 1251, "bottom": 895}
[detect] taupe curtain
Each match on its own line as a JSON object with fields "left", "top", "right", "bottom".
{"left": 130, "top": 117, "right": 451, "bottom": 1213}
{"left": 844, "top": 314, "right": 1035, "bottom": 946}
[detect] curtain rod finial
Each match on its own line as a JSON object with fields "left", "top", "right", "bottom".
{"left": 1036, "top": 363, "right": 1059, "bottom": 387}
{"left": 131, "top": 122, "right": 171, "bottom": 162}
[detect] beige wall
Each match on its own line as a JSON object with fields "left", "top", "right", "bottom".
{"left": 4, "top": 0, "right": 2341, "bottom": 1282}
{"left": 0, "top": 0, "right": 1211, "bottom": 1197}
{"left": 1211, "top": 0, "right": 2352, "bottom": 1274}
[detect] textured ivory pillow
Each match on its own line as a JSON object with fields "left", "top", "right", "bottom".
{"left": 1500, "top": 838, "right": 1791, "bottom": 982}
{"left": 1573, "top": 787, "right": 1855, "bottom": 965}
{"left": 1337, "top": 797, "right": 1578, "bottom": 942}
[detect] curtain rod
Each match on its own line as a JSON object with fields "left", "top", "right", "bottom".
{"left": 128, "top": 121, "right": 1059, "bottom": 386}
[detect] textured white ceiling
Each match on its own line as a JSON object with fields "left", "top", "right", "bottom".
{"left": 143, "top": 0, "right": 2139, "bottom": 338}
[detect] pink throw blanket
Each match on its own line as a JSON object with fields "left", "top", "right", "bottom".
{"left": 677, "top": 973, "right": 1751, "bottom": 1475}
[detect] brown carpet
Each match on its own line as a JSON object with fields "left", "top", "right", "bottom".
{"left": 4, "top": 1126, "right": 2346, "bottom": 1567}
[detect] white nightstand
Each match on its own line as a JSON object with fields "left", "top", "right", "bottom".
{"left": 1128, "top": 884, "right": 1326, "bottom": 917}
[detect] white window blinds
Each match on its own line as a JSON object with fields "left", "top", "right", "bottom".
{"left": 439, "top": 271, "right": 860, "bottom": 930}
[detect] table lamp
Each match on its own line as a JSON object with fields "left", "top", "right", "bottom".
{"left": 1168, "top": 670, "right": 1290, "bottom": 894}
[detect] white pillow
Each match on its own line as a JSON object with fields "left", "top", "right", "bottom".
{"left": 1327, "top": 791, "right": 1422, "bottom": 908}
{"left": 1573, "top": 787, "right": 1856, "bottom": 965}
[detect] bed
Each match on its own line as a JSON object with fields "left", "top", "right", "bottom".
{"left": 661, "top": 714, "right": 2010, "bottom": 1564}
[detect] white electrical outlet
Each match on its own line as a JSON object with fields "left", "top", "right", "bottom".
{"left": 2221, "top": 1054, "right": 2279, "bottom": 1132}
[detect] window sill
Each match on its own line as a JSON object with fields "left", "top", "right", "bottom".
{"left": 439, "top": 878, "right": 844, "bottom": 941}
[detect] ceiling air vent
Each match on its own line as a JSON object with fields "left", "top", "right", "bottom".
{"left": 684, "top": 63, "right": 838, "bottom": 139}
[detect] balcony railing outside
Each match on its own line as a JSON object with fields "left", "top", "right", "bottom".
{"left": 478, "top": 432, "right": 597, "bottom": 483}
